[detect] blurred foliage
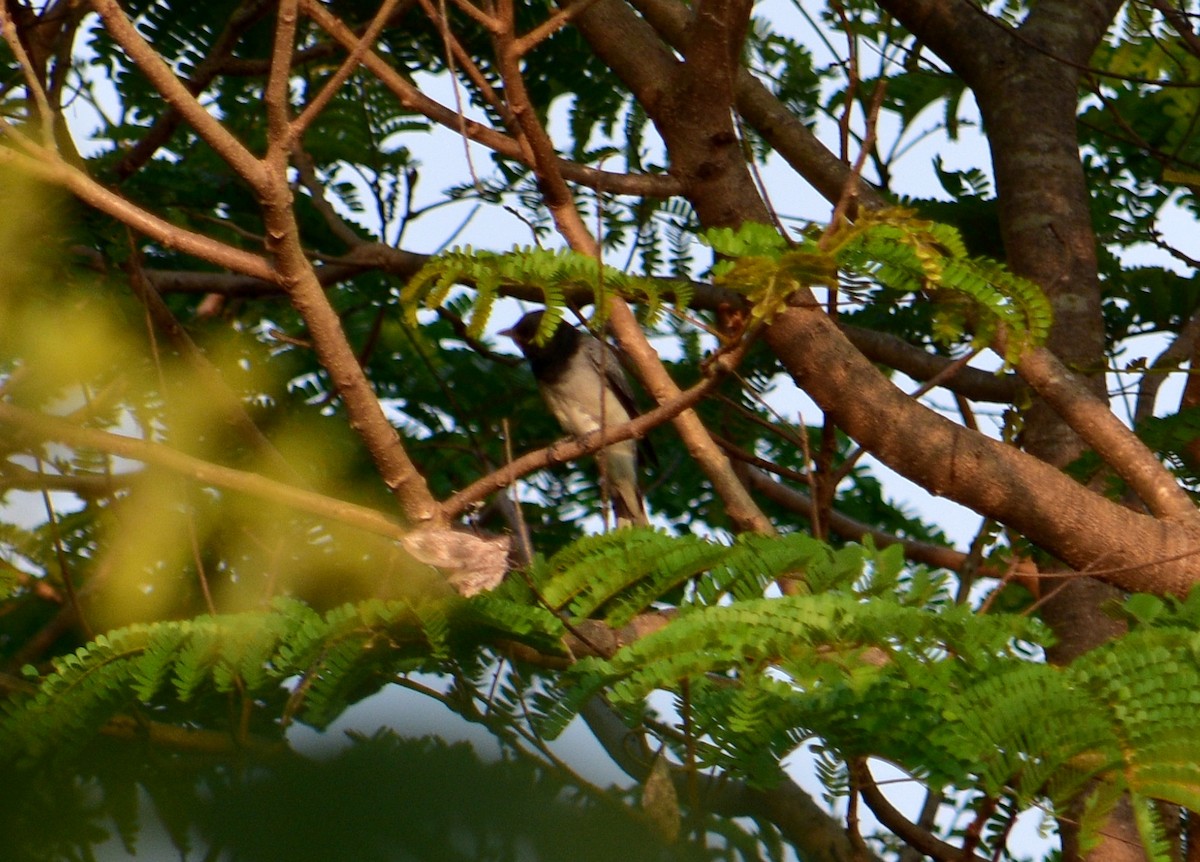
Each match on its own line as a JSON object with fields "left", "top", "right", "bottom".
{"left": 0, "top": 730, "right": 706, "bottom": 862}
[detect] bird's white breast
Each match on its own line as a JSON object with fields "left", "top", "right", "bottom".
{"left": 542, "top": 350, "right": 625, "bottom": 429}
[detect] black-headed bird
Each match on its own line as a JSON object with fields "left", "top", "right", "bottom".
{"left": 502, "top": 310, "right": 651, "bottom": 526}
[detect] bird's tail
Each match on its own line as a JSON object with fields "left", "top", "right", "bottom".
{"left": 602, "top": 443, "right": 648, "bottom": 527}
{"left": 611, "top": 483, "right": 649, "bottom": 528}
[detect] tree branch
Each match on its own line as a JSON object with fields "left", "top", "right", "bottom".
{"left": 0, "top": 144, "right": 276, "bottom": 281}
{"left": 1014, "top": 344, "right": 1195, "bottom": 520}
{"left": 0, "top": 402, "right": 408, "bottom": 541}
{"left": 90, "top": 0, "right": 267, "bottom": 188}
{"left": 302, "top": 0, "right": 681, "bottom": 198}
{"left": 738, "top": 462, "right": 981, "bottom": 574}
{"left": 111, "top": 0, "right": 275, "bottom": 181}
{"left": 630, "top": 0, "right": 890, "bottom": 210}
{"left": 580, "top": 697, "right": 883, "bottom": 862}
{"left": 842, "top": 324, "right": 1020, "bottom": 404}
{"left": 871, "top": 0, "right": 999, "bottom": 89}
{"left": 852, "top": 760, "right": 988, "bottom": 862}
{"left": 765, "top": 304, "right": 1200, "bottom": 596}
{"left": 0, "top": 462, "right": 132, "bottom": 498}
{"left": 291, "top": 0, "right": 405, "bottom": 140}
{"left": 256, "top": 10, "right": 440, "bottom": 524}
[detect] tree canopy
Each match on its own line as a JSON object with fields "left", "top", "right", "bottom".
{"left": 2, "top": 0, "right": 1200, "bottom": 860}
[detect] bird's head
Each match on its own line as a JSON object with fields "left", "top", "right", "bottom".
{"left": 500, "top": 310, "right": 577, "bottom": 364}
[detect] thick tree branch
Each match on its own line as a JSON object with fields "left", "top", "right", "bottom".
{"left": 876, "top": 7, "right": 1171, "bottom": 859}
{"left": 765, "top": 305, "right": 1200, "bottom": 596}
{"left": 574, "top": 0, "right": 769, "bottom": 222}
{"left": 871, "top": 0, "right": 999, "bottom": 89}
{"left": 257, "top": 68, "right": 440, "bottom": 523}
{"left": 893, "top": 0, "right": 1192, "bottom": 521}
{"left": 677, "top": 0, "right": 752, "bottom": 107}
{"left": 631, "top": 0, "right": 889, "bottom": 210}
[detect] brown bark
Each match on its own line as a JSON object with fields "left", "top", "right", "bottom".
{"left": 765, "top": 305, "right": 1200, "bottom": 596}
{"left": 875, "top": 2, "right": 1148, "bottom": 859}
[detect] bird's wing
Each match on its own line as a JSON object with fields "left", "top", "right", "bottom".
{"left": 580, "top": 338, "right": 639, "bottom": 416}
{"left": 581, "top": 337, "right": 658, "bottom": 468}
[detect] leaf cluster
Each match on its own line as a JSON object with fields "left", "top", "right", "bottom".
{"left": 0, "top": 593, "right": 563, "bottom": 766}
{"left": 402, "top": 245, "right": 692, "bottom": 336}
{"left": 7, "top": 514, "right": 1200, "bottom": 859}
{"left": 704, "top": 212, "right": 1052, "bottom": 362}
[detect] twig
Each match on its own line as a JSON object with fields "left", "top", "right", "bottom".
{"left": 0, "top": 463, "right": 131, "bottom": 497}
{"left": 187, "top": 504, "right": 217, "bottom": 615}
{"left": 736, "top": 462, "right": 1033, "bottom": 577}
{"left": 294, "top": 148, "right": 365, "bottom": 248}
{"left": 35, "top": 457, "right": 93, "bottom": 639}
{"left": 301, "top": 0, "right": 680, "bottom": 198}
{"left": 292, "top": 0, "right": 404, "bottom": 139}
{"left": 852, "top": 759, "right": 989, "bottom": 862}
{"left": 501, "top": 419, "right": 533, "bottom": 567}
{"left": 513, "top": 0, "right": 602, "bottom": 55}
{"left": 0, "top": 6, "right": 57, "bottom": 148}
{"left": 101, "top": 713, "right": 287, "bottom": 758}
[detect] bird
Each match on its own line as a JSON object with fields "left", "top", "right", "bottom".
{"left": 501, "top": 310, "right": 651, "bottom": 527}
